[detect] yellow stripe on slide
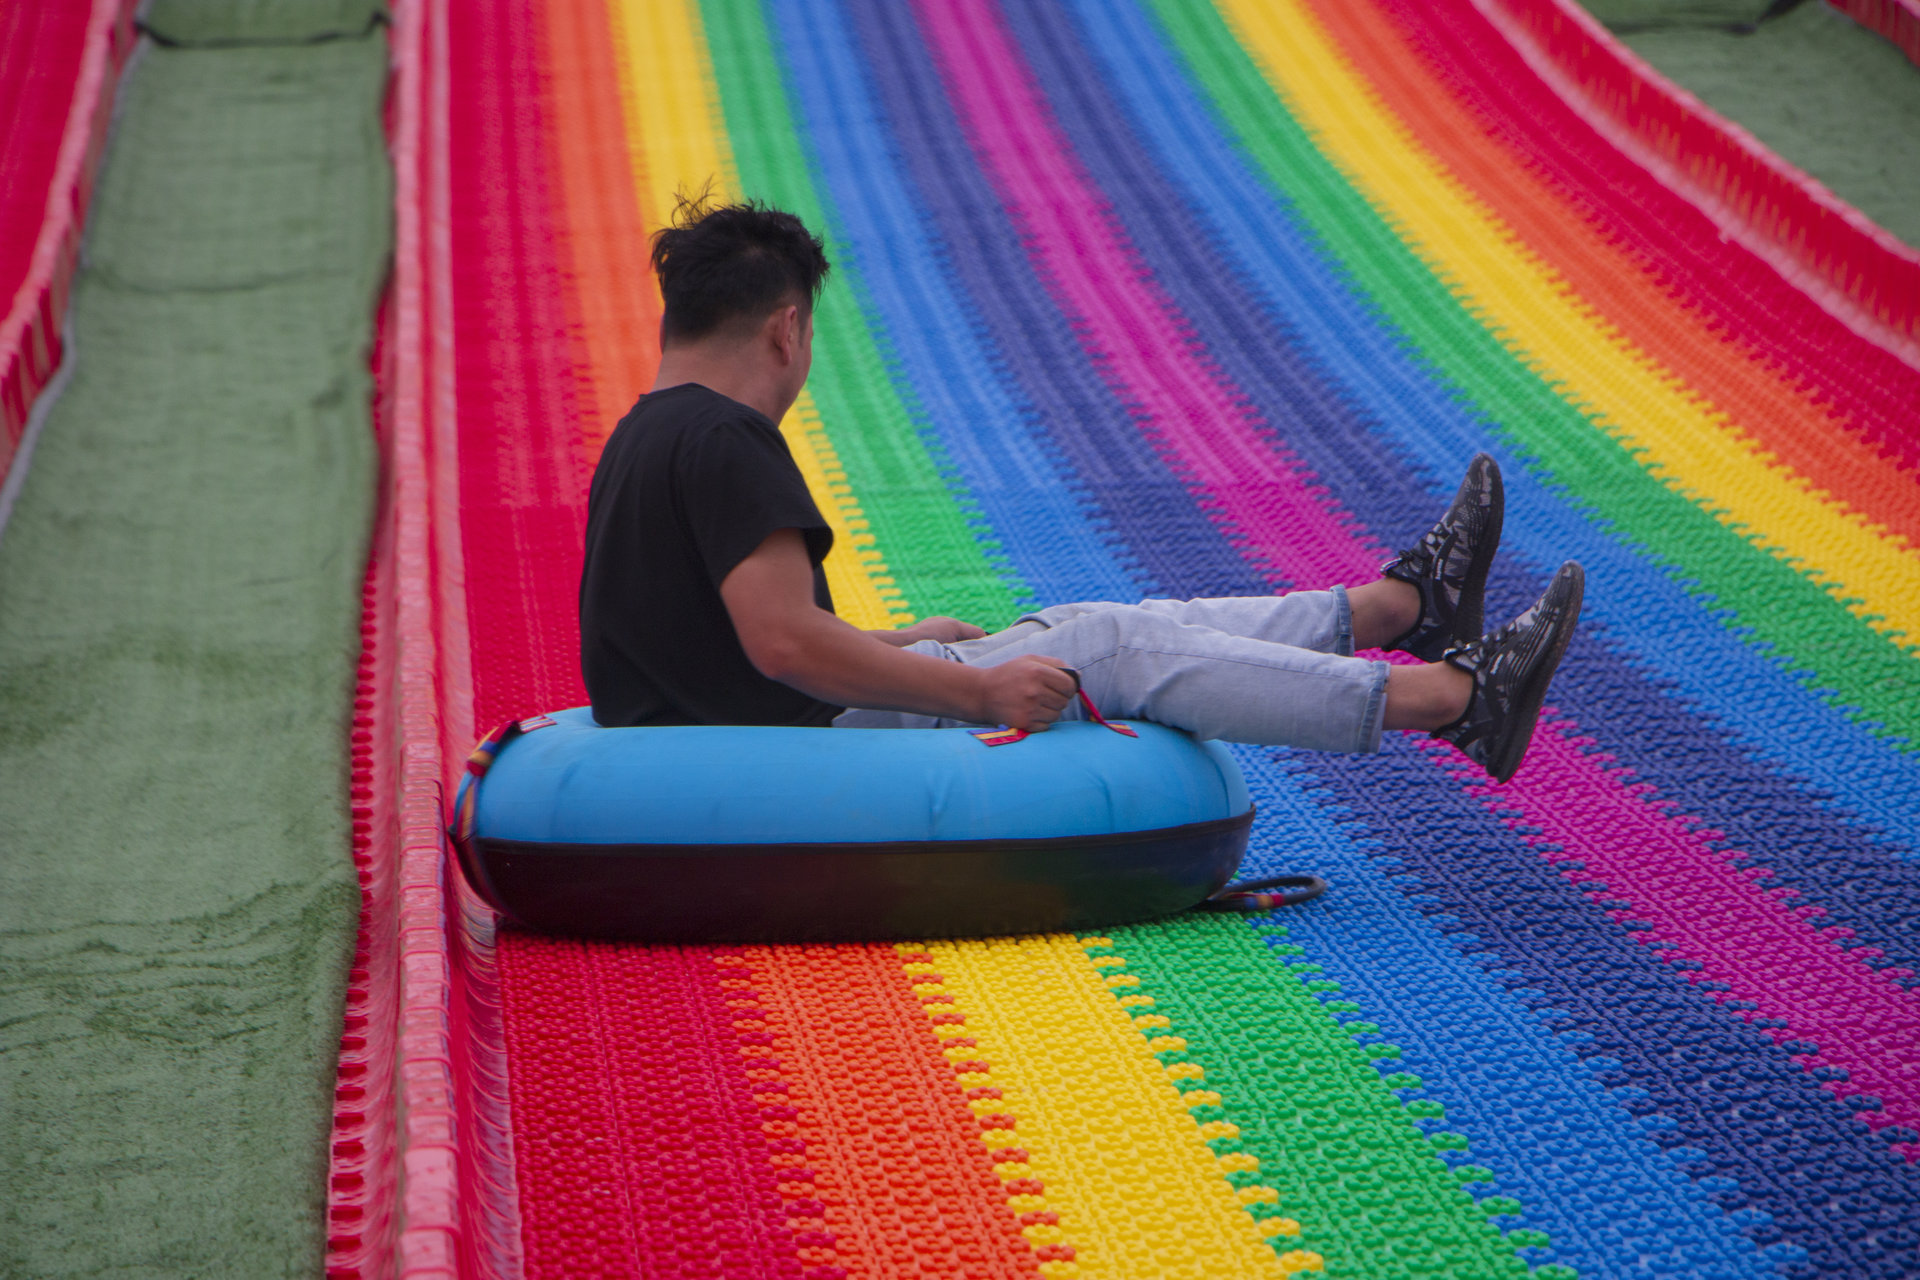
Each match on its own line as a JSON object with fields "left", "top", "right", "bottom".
{"left": 602, "top": 0, "right": 908, "bottom": 630}
{"left": 923, "top": 934, "right": 1292, "bottom": 1280}
{"left": 1215, "top": 0, "right": 1920, "bottom": 650}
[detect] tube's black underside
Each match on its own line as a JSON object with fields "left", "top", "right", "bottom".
{"left": 457, "top": 809, "right": 1254, "bottom": 942}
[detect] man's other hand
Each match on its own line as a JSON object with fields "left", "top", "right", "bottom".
{"left": 879, "top": 616, "right": 988, "bottom": 646}
{"left": 978, "top": 655, "right": 1077, "bottom": 733}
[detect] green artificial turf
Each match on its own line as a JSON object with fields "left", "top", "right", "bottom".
{"left": 142, "top": 0, "right": 385, "bottom": 45}
{"left": 1577, "top": 0, "right": 1920, "bottom": 247}
{"left": 0, "top": 18, "right": 388, "bottom": 1279}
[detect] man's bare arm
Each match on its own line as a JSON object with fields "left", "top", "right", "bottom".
{"left": 720, "top": 529, "right": 1071, "bottom": 731}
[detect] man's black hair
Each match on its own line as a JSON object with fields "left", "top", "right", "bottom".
{"left": 650, "top": 193, "right": 831, "bottom": 346}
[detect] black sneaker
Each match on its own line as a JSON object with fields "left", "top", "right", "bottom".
{"left": 1381, "top": 453, "right": 1504, "bottom": 662}
{"left": 1433, "top": 561, "right": 1585, "bottom": 784}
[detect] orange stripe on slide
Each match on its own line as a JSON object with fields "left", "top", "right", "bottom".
{"left": 738, "top": 944, "right": 1044, "bottom": 1279}
{"left": 542, "top": 0, "right": 660, "bottom": 457}
{"left": 1305, "top": 0, "right": 1920, "bottom": 552}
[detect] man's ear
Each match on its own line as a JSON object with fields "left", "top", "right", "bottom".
{"left": 768, "top": 304, "right": 801, "bottom": 365}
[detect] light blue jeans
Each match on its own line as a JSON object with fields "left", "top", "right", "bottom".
{"left": 834, "top": 587, "right": 1389, "bottom": 753}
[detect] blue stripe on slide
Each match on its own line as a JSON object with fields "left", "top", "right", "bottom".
{"left": 822, "top": 0, "right": 1274, "bottom": 601}
{"left": 760, "top": 0, "right": 1142, "bottom": 610}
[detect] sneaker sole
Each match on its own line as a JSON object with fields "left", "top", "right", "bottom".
{"left": 1487, "top": 562, "right": 1584, "bottom": 784}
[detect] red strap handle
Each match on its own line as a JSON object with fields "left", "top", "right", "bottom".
{"left": 971, "top": 670, "right": 1137, "bottom": 746}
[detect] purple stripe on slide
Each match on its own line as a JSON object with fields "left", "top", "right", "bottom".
{"left": 906, "top": 0, "right": 1378, "bottom": 592}
{"left": 908, "top": 0, "right": 1920, "bottom": 1152}
{"left": 1425, "top": 732, "right": 1920, "bottom": 1155}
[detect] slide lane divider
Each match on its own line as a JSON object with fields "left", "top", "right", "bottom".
{"left": 1830, "top": 0, "right": 1920, "bottom": 68}
{"left": 325, "top": 304, "right": 405, "bottom": 1278}
{"left": 0, "top": 0, "right": 138, "bottom": 480}
{"left": 919, "top": 0, "right": 1920, "bottom": 1164}
{"left": 1482, "top": 0, "right": 1920, "bottom": 364}
{"left": 1025, "top": 0, "right": 1920, "bottom": 983}
{"left": 327, "top": 0, "right": 519, "bottom": 1274}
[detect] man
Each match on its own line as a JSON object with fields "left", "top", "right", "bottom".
{"left": 581, "top": 200, "right": 1584, "bottom": 783}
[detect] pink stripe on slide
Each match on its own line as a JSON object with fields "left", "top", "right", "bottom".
{"left": 1427, "top": 731, "right": 1920, "bottom": 1155}
{"left": 908, "top": 0, "right": 1379, "bottom": 593}
{"left": 910, "top": 0, "right": 1920, "bottom": 1151}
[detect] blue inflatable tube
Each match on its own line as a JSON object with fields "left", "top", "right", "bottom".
{"left": 451, "top": 707, "right": 1255, "bottom": 941}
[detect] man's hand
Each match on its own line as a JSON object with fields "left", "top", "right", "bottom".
{"left": 977, "top": 655, "right": 1077, "bottom": 733}
{"left": 875, "top": 616, "right": 988, "bottom": 646}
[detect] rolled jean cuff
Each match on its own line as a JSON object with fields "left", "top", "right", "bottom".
{"left": 1357, "top": 658, "right": 1389, "bottom": 753}
{"left": 1329, "top": 582, "right": 1356, "bottom": 657}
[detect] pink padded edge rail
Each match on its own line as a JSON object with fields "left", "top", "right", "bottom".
{"left": 1829, "top": 0, "right": 1920, "bottom": 68}
{"left": 1477, "top": 0, "right": 1920, "bottom": 367}
{"left": 325, "top": 2, "right": 518, "bottom": 1277}
{"left": 0, "top": 0, "right": 138, "bottom": 482}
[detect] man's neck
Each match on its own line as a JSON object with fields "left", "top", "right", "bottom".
{"left": 652, "top": 345, "right": 788, "bottom": 424}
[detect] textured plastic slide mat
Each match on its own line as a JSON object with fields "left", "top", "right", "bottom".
{"left": 440, "top": 0, "right": 1920, "bottom": 1275}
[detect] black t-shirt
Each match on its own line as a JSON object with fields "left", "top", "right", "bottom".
{"left": 580, "top": 383, "right": 841, "bottom": 727}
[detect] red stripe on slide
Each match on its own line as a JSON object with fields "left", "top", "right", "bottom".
{"left": 448, "top": 0, "right": 591, "bottom": 732}
{"left": 498, "top": 939, "right": 809, "bottom": 1279}
{"left": 739, "top": 944, "right": 1044, "bottom": 1280}
{"left": 540, "top": 0, "right": 661, "bottom": 460}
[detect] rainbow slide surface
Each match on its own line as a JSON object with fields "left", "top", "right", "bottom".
{"left": 331, "top": 0, "right": 1920, "bottom": 1276}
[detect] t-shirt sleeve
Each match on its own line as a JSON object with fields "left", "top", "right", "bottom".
{"left": 677, "top": 416, "right": 834, "bottom": 589}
